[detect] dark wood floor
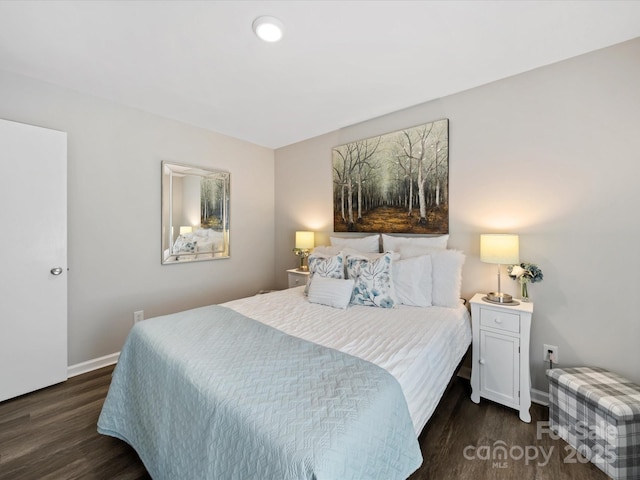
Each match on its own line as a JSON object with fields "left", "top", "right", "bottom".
{"left": 0, "top": 365, "right": 606, "bottom": 480}
{"left": 410, "top": 378, "right": 606, "bottom": 480}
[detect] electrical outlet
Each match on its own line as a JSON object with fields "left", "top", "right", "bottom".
{"left": 133, "top": 310, "right": 144, "bottom": 324}
{"left": 543, "top": 344, "right": 559, "bottom": 364}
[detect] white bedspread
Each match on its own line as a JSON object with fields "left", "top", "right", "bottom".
{"left": 223, "top": 286, "right": 472, "bottom": 434}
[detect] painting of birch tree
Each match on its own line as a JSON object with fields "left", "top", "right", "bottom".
{"left": 201, "top": 174, "right": 228, "bottom": 231}
{"left": 333, "top": 118, "right": 448, "bottom": 233}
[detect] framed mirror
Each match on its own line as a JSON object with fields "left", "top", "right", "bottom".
{"left": 161, "top": 161, "right": 230, "bottom": 264}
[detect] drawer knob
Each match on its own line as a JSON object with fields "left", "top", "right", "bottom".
{"left": 479, "top": 359, "right": 485, "bottom": 365}
{"left": 494, "top": 318, "right": 502, "bottom": 324}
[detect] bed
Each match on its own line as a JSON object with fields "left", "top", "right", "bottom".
{"left": 225, "top": 287, "right": 471, "bottom": 435}
{"left": 163, "top": 228, "right": 228, "bottom": 262}
{"left": 98, "top": 235, "right": 472, "bottom": 479}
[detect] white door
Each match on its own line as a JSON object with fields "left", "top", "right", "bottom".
{"left": 0, "top": 118, "right": 67, "bottom": 402}
{"left": 479, "top": 330, "right": 519, "bottom": 406}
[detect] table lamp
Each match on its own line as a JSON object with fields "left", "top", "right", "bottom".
{"left": 293, "top": 231, "right": 315, "bottom": 271}
{"left": 480, "top": 233, "right": 519, "bottom": 304}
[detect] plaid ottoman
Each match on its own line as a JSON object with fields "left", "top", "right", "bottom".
{"left": 547, "top": 367, "right": 640, "bottom": 480}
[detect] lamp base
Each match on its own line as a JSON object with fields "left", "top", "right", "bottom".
{"left": 483, "top": 294, "right": 520, "bottom": 306}
{"left": 297, "top": 265, "right": 309, "bottom": 272}
{"left": 486, "top": 292, "right": 513, "bottom": 304}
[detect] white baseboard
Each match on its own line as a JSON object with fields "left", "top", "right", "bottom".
{"left": 531, "top": 387, "right": 549, "bottom": 406}
{"left": 67, "top": 352, "right": 120, "bottom": 378}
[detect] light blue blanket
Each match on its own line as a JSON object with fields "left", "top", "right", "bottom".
{"left": 97, "top": 305, "right": 422, "bottom": 479}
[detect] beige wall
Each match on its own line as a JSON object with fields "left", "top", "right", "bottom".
{"left": 275, "top": 38, "right": 640, "bottom": 391}
{"left": 0, "top": 70, "right": 275, "bottom": 366}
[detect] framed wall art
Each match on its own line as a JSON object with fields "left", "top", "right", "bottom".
{"left": 332, "top": 118, "right": 448, "bottom": 234}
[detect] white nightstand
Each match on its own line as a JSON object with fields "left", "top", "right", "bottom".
{"left": 469, "top": 293, "right": 534, "bottom": 423}
{"left": 286, "top": 269, "right": 309, "bottom": 289}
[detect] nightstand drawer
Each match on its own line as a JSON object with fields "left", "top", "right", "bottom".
{"left": 287, "top": 270, "right": 309, "bottom": 288}
{"left": 480, "top": 309, "right": 520, "bottom": 333}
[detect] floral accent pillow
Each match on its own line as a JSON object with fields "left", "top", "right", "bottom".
{"left": 173, "top": 235, "right": 197, "bottom": 253}
{"left": 305, "top": 252, "right": 345, "bottom": 295}
{"left": 346, "top": 252, "right": 396, "bottom": 308}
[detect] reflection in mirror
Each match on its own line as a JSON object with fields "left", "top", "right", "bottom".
{"left": 162, "top": 161, "right": 230, "bottom": 264}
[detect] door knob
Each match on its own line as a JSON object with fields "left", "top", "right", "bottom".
{"left": 50, "top": 267, "right": 63, "bottom": 275}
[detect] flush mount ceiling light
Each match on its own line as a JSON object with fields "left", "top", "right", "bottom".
{"left": 252, "top": 16, "right": 284, "bottom": 43}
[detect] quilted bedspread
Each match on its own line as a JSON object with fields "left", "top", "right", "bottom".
{"left": 97, "top": 305, "right": 422, "bottom": 479}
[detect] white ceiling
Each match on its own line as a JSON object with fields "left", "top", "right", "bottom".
{"left": 1, "top": 1, "right": 640, "bottom": 149}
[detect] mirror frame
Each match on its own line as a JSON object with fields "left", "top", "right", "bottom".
{"left": 161, "top": 161, "right": 230, "bottom": 264}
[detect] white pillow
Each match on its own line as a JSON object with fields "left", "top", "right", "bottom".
{"left": 311, "top": 245, "right": 370, "bottom": 256}
{"left": 193, "top": 229, "right": 211, "bottom": 238}
{"left": 307, "top": 276, "right": 355, "bottom": 309}
{"left": 311, "top": 245, "right": 342, "bottom": 256}
{"left": 398, "top": 246, "right": 464, "bottom": 308}
{"left": 330, "top": 234, "right": 380, "bottom": 253}
{"left": 393, "top": 255, "right": 433, "bottom": 307}
{"left": 196, "top": 239, "right": 214, "bottom": 253}
{"left": 431, "top": 250, "right": 464, "bottom": 307}
{"left": 381, "top": 234, "right": 449, "bottom": 252}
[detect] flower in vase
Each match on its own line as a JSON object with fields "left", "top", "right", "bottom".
{"left": 509, "top": 264, "right": 526, "bottom": 279}
{"left": 508, "top": 262, "right": 543, "bottom": 301}
{"left": 508, "top": 262, "right": 543, "bottom": 284}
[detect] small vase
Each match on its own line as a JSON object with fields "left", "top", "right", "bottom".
{"left": 520, "top": 280, "right": 529, "bottom": 302}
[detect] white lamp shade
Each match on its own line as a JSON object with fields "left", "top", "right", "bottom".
{"left": 480, "top": 234, "right": 519, "bottom": 264}
{"left": 179, "top": 226, "right": 193, "bottom": 235}
{"left": 295, "top": 231, "right": 315, "bottom": 249}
